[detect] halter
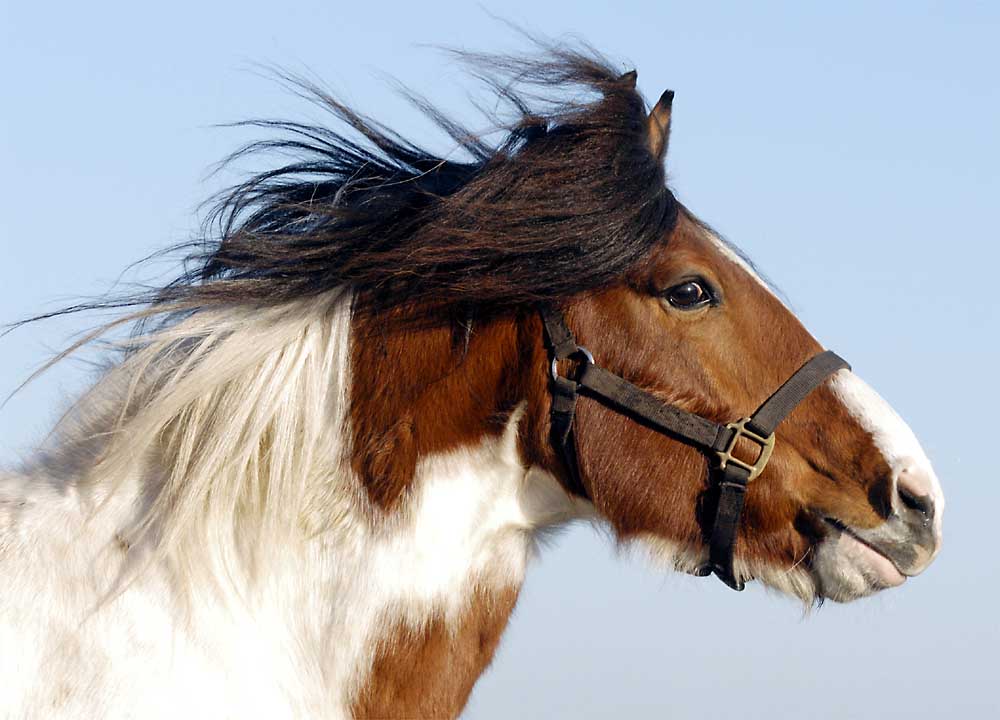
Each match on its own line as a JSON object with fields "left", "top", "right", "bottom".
{"left": 540, "top": 307, "right": 849, "bottom": 591}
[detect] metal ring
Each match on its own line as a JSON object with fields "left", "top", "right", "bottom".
{"left": 549, "top": 346, "right": 595, "bottom": 381}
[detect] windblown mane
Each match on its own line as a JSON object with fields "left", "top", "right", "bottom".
{"left": 20, "top": 44, "right": 675, "bottom": 334}
{"left": 13, "top": 43, "right": 677, "bottom": 589}
{"left": 198, "top": 46, "right": 674, "bottom": 321}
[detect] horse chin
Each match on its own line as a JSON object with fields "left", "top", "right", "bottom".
{"left": 810, "top": 521, "right": 907, "bottom": 603}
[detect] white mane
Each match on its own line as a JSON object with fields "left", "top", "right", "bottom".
{"left": 21, "top": 290, "right": 356, "bottom": 589}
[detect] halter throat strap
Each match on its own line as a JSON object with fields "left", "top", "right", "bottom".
{"left": 540, "top": 306, "right": 849, "bottom": 591}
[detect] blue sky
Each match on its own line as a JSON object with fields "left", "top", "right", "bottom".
{"left": 2, "top": 2, "right": 998, "bottom": 717}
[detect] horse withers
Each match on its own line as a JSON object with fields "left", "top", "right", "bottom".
{"left": 0, "top": 47, "right": 943, "bottom": 719}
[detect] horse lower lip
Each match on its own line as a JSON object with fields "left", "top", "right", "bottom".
{"left": 824, "top": 518, "right": 906, "bottom": 587}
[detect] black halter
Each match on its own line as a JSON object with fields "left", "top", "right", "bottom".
{"left": 540, "top": 307, "right": 849, "bottom": 591}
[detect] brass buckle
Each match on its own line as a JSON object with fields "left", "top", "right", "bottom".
{"left": 715, "top": 417, "right": 775, "bottom": 482}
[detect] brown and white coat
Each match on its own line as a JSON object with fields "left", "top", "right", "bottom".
{"left": 0, "top": 47, "right": 942, "bottom": 719}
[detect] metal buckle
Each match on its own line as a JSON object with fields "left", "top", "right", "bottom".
{"left": 715, "top": 417, "right": 775, "bottom": 482}
{"left": 549, "top": 346, "right": 594, "bottom": 382}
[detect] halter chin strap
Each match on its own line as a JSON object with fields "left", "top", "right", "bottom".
{"left": 540, "top": 306, "right": 849, "bottom": 591}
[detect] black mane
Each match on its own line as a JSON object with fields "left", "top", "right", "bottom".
{"left": 21, "top": 44, "right": 679, "bottom": 332}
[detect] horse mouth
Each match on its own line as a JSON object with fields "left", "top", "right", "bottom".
{"left": 820, "top": 516, "right": 906, "bottom": 589}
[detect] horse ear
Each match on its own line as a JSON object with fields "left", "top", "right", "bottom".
{"left": 647, "top": 89, "right": 674, "bottom": 161}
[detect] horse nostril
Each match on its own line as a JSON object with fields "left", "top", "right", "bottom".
{"left": 895, "top": 465, "right": 936, "bottom": 521}
{"left": 899, "top": 486, "right": 933, "bottom": 518}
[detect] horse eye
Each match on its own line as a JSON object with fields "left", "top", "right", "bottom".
{"left": 665, "top": 280, "right": 712, "bottom": 310}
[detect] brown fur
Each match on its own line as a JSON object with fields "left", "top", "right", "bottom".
{"left": 351, "top": 586, "right": 520, "bottom": 720}
{"left": 349, "top": 310, "right": 551, "bottom": 510}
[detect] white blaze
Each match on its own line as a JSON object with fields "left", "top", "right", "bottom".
{"left": 828, "top": 369, "right": 944, "bottom": 535}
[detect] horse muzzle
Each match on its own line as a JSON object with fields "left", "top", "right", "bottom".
{"left": 814, "top": 457, "right": 943, "bottom": 599}
{"left": 840, "top": 457, "right": 943, "bottom": 575}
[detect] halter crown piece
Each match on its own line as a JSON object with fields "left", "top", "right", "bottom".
{"left": 540, "top": 307, "right": 849, "bottom": 591}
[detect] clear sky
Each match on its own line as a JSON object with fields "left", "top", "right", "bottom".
{"left": 2, "top": 2, "right": 997, "bottom": 718}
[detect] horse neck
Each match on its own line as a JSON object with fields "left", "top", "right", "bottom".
{"left": 345, "top": 308, "right": 588, "bottom": 716}
{"left": 33, "top": 295, "right": 585, "bottom": 715}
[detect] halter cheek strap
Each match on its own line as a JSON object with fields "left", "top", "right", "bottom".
{"left": 540, "top": 307, "right": 849, "bottom": 591}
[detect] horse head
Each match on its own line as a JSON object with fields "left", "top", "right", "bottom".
{"left": 547, "top": 156, "right": 943, "bottom": 600}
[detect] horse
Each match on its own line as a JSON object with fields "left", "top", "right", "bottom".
{"left": 0, "top": 46, "right": 943, "bottom": 719}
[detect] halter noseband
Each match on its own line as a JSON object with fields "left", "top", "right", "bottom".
{"left": 540, "top": 306, "right": 849, "bottom": 591}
